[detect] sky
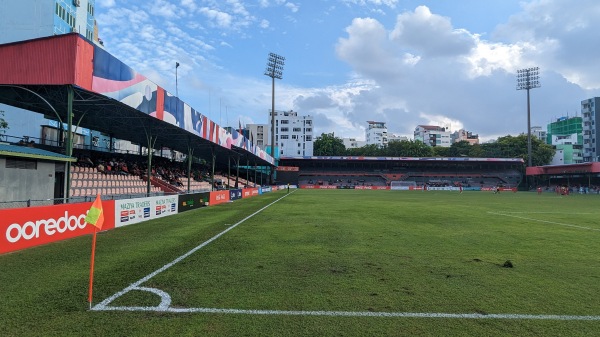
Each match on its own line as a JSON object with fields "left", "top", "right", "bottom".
{"left": 95, "top": 0, "right": 600, "bottom": 142}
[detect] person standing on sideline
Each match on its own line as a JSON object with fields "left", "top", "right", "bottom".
{"left": 287, "top": 183, "right": 290, "bottom": 194}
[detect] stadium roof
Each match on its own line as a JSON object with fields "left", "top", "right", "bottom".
{"left": 526, "top": 162, "right": 600, "bottom": 176}
{"left": 0, "top": 34, "right": 274, "bottom": 169}
{"left": 282, "top": 156, "right": 524, "bottom": 163}
{"left": 0, "top": 144, "right": 75, "bottom": 162}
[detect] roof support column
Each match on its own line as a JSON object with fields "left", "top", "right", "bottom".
{"left": 254, "top": 161, "right": 257, "bottom": 187}
{"left": 187, "top": 144, "right": 194, "bottom": 193}
{"left": 64, "top": 85, "right": 74, "bottom": 201}
{"left": 145, "top": 133, "right": 157, "bottom": 196}
{"left": 227, "top": 156, "right": 231, "bottom": 190}
{"left": 211, "top": 145, "right": 216, "bottom": 191}
{"left": 235, "top": 156, "right": 240, "bottom": 188}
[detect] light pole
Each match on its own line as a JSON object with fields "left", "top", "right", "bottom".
{"left": 516, "top": 67, "right": 540, "bottom": 167}
{"left": 264, "top": 52, "right": 285, "bottom": 184}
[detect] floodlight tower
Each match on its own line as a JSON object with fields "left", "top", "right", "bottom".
{"left": 264, "top": 52, "right": 285, "bottom": 184}
{"left": 516, "top": 67, "right": 540, "bottom": 167}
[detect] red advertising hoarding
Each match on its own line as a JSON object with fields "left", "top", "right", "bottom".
{"left": 209, "top": 190, "right": 230, "bottom": 206}
{"left": 0, "top": 200, "right": 115, "bottom": 254}
{"left": 242, "top": 188, "right": 259, "bottom": 198}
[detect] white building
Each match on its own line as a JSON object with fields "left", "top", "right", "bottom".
{"left": 366, "top": 121, "right": 388, "bottom": 148}
{"left": 530, "top": 126, "right": 547, "bottom": 142}
{"left": 581, "top": 97, "right": 600, "bottom": 162}
{"left": 246, "top": 124, "right": 269, "bottom": 148}
{"left": 450, "top": 129, "right": 479, "bottom": 145}
{"left": 343, "top": 137, "right": 367, "bottom": 149}
{"left": 0, "top": 0, "right": 102, "bottom": 46}
{"left": 270, "top": 110, "right": 314, "bottom": 157}
{"left": 388, "top": 134, "right": 409, "bottom": 143}
{"left": 414, "top": 125, "right": 451, "bottom": 147}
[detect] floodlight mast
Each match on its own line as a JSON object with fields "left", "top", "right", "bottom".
{"left": 516, "top": 67, "right": 540, "bottom": 168}
{"left": 264, "top": 52, "right": 285, "bottom": 184}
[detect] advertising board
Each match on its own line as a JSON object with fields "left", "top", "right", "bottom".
{"left": 0, "top": 200, "right": 115, "bottom": 254}
{"left": 209, "top": 190, "right": 230, "bottom": 206}
{"left": 114, "top": 195, "right": 178, "bottom": 227}
{"left": 229, "top": 189, "right": 242, "bottom": 201}
{"left": 178, "top": 192, "right": 210, "bottom": 213}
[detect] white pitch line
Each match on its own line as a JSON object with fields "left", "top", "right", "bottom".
{"left": 93, "top": 305, "right": 600, "bottom": 321}
{"left": 489, "top": 212, "right": 600, "bottom": 232}
{"left": 92, "top": 191, "right": 295, "bottom": 311}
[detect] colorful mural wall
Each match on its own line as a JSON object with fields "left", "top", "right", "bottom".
{"left": 90, "top": 45, "right": 273, "bottom": 164}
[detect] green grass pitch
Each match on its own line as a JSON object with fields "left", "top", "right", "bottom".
{"left": 1, "top": 189, "right": 599, "bottom": 336}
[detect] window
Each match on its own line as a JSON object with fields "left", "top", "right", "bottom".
{"left": 281, "top": 127, "right": 289, "bottom": 132}
{"left": 306, "top": 136, "right": 312, "bottom": 141}
{"left": 281, "top": 120, "right": 289, "bottom": 124}
{"left": 293, "top": 128, "right": 301, "bottom": 132}
{"left": 292, "top": 135, "right": 297, "bottom": 140}
{"left": 306, "top": 128, "right": 312, "bottom": 132}
{"left": 298, "top": 143, "right": 301, "bottom": 147}
{"left": 281, "top": 135, "right": 289, "bottom": 139}
{"left": 305, "top": 120, "right": 312, "bottom": 125}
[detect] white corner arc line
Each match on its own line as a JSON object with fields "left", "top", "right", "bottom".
{"left": 489, "top": 212, "right": 600, "bottom": 232}
{"left": 92, "top": 191, "right": 294, "bottom": 311}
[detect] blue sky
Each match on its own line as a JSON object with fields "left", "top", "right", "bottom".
{"left": 96, "top": 0, "right": 600, "bottom": 142}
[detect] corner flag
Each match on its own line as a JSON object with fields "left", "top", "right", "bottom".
{"left": 85, "top": 194, "right": 104, "bottom": 230}
{"left": 86, "top": 194, "right": 104, "bottom": 309}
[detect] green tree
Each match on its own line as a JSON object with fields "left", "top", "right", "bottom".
{"left": 448, "top": 140, "right": 472, "bottom": 157}
{"left": 385, "top": 140, "right": 434, "bottom": 157}
{"left": 313, "top": 133, "right": 346, "bottom": 156}
{"left": 0, "top": 110, "right": 8, "bottom": 134}
{"left": 483, "top": 134, "right": 554, "bottom": 166}
{"left": 433, "top": 146, "right": 451, "bottom": 157}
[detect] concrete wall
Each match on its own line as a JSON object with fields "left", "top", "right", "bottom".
{"left": 0, "top": 157, "right": 57, "bottom": 202}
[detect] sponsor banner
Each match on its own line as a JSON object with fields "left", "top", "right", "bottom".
{"left": 209, "top": 190, "right": 230, "bottom": 206}
{"left": 114, "top": 195, "right": 178, "bottom": 227}
{"left": 229, "top": 189, "right": 243, "bottom": 201}
{"left": 260, "top": 186, "right": 272, "bottom": 193}
{"left": 178, "top": 192, "right": 210, "bottom": 213}
{"left": 300, "top": 185, "right": 338, "bottom": 189}
{"left": 242, "top": 188, "right": 259, "bottom": 198}
{"left": 425, "top": 186, "right": 458, "bottom": 191}
{"left": 463, "top": 187, "right": 481, "bottom": 191}
{"left": 0, "top": 200, "right": 116, "bottom": 254}
{"left": 481, "top": 187, "right": 517, "bottom": 192}
{"left": 338, "top": 185, "right": 356, "bottom": 189}
{"left": 355, "top": 186, "right": 389, "bottom": 190}
{"left": 276, "top": 166, "right": 299, "bottom": 172}
{"left": 391, "top": 186, "right": 410, "bottom": 191}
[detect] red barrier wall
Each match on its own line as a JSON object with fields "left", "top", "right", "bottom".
{"left": 0, "top": 200, "right": 115, "bottom": 254}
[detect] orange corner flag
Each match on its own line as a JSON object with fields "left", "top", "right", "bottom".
{"left": 85, "top": 194, "right": 104, "bottom": 230}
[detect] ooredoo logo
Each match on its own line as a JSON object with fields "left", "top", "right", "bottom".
{"left": 5, "top": 211, "right": 88, "bottom": 243}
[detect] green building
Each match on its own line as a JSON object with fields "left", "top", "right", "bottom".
{"left": 546, "top": 116, "right": 583, "bottom": 165}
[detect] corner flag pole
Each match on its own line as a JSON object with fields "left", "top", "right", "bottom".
{"left": 88, "top": 228, "right": 98, "bottom": 310}
{"left": 85, "top": 194, "right": 104, "bottom": 310}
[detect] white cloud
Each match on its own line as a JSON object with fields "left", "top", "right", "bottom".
{"left": 99, "top": 0, "right": 116, "bottom": 8}
{"left": 199, "top": 7, "right": 233, "bottom": 28}
{"left": 259, "top": 19, "right": 270, "bottom": 29}
{"left": 390, "top": 6, "right": 476, "bottom": 57}
{"left": 340, "top": 0, "right": 398, "bottom": 8}
{"left": 285, "top": 2, "right": 299, "bottom": 13}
